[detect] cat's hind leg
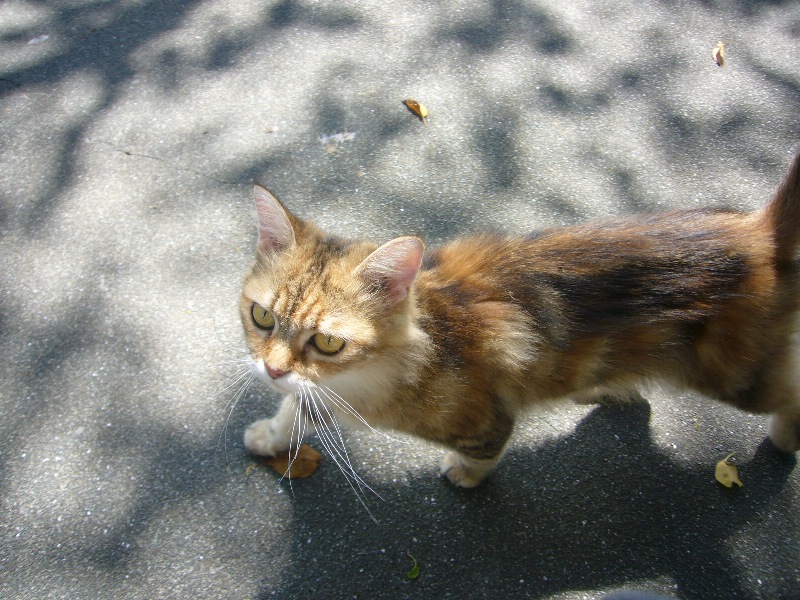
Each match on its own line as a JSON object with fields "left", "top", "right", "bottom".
{"left": 720, "top": 354, "right": 800, "bottom": 454}
{"left": 244, "top": 394, "right": 313, "bottom": 456}
{"left": 769, "top": 410, "right": 800, "bottom": 453}
{"left": 767, "top": 347, "right": 800, "bottom": 453}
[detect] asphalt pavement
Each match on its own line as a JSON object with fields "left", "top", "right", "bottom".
{"left": 1, "top": 1, "right": 799, "bottom": 598}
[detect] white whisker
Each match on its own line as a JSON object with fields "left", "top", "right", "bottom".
{"left": 316, "top": 386, "right": 374, "bottom": 429}
{"left": 270, "top": 388, "right": 313, "bottom": 488}
{"left": 215, "top": 367, "right": 255, "bottom": 464}
{"left": 310, "top": 389, "right": 359, "bottom": 472}
{"left": 317, "top": 385, "right": 406, "bottom": 444}
{"left": 278, "top": 394, "right": 307, "bottom": 496}
{"left": 307, "top": 393, "right": 352, "bottom": 474}
{"left": 304, "top": 389, "right": 382, "bottom": 519}
{"left": 218, "top": 368, "right": 253, "bottom": 397}
{"left": 308, "top": 386, "right": 386, "bottom": 498}
{"left": 289, "top": 393, "right": 305, "bottom": 461}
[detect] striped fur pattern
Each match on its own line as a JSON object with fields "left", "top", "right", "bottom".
{"left": 241, "top": 149, "right": 800, "bottom": 487}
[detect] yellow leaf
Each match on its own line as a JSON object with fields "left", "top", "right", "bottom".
{"left": 403, "top": 99, "right": 429, "bottom": 125}
{"left": 263, "top": 444, "right": 321, "bottom": 479}
{"left": 715, "top": 452, "right": 742, "bottom": 488}
{"left": 712, "top": 41, "right": 725, "bottom": 67}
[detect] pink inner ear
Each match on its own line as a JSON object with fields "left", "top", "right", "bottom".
{"left": 358, "top": 237, "right": 424, "bottom": 304}
{"left": 254, "top": 185, "right": 295, "bottom": 254}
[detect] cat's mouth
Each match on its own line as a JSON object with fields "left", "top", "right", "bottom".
{"left": 250, "top": 359, "right": 304, "bottom": 394}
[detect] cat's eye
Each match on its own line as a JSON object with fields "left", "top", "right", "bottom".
{"left": 311, "top": 333, "right": 345, "bottom": 355}
{"left": 251, "top": 304, "right": 275, "bottom": 330}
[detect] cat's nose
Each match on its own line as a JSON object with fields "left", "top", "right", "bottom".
{"left": 266, "top": 365, "right": 288, "bottom": 379}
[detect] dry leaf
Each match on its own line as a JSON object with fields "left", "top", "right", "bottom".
{"left": 263, "top": 444, "right": 321, "bottom": 479}
{"left": 712, "top": 41, "right": 725, "bottom": 67}
{"left": 403, "top": 99, "right": 429, "bottom": 125}
{"left": 715, "top": 452, "right": 743, "bottom": 488}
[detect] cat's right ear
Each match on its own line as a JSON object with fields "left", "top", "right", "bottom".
{"left": 355, "top": 236, "right": 425, "bottom": 305}
{"left": 254, "top": 185, "right": 295, "bottom": 255}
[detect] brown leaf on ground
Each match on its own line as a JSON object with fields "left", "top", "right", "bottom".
{"left": 263, "top": 444, "right": 322, "bottom": 479}
{"left": 712, "top": 41, "right": 725, "bottom": 67}
{"left": 403, "top": 99, "right": 429, "bottom": 125}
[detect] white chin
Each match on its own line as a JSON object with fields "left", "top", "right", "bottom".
{"left": 249, "top": 358, "right": 305, "bottom": 393}
{"left": 270, "top": 373, "right": 303, "bottom": 393}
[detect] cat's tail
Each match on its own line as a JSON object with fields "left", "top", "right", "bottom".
{"left": 761, "top": 147, "right": 800, "bottom": 264}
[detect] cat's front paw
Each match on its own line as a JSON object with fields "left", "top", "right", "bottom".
{"left": 439, "top": 452, "right": 498, "bottom": 488}
{"left": 244, "top": 418, "right": 292, "bottom": 457}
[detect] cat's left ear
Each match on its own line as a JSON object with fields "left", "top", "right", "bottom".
{"left": 254, "top": 185, "right": 296, "bottom": 255}
{"left": 355, "top": 237, "right": 424, "bottom": 305}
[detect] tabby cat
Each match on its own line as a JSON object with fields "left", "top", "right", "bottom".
{"left": 241, "top": 149, "right": 800, "bottom": 487}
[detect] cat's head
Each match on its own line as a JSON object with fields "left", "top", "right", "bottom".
{"left": 241, "top": 185, "right": 425, "bottom": 395}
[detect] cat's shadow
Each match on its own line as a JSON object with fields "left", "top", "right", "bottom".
{"left": 267, "top": 402, "right": 797, "bottom": 599}
{"left": 450, "top": 402, "right": 795, "bottom": 594}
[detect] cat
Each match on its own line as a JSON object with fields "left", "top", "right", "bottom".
{"left": 240, "top": 148, "right": 800, "bottom": 488}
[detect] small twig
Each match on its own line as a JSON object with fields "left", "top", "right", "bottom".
{"left": 94, "top": 139, "right": 241, "bottom": 186}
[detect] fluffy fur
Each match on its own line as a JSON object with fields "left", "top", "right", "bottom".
{"left": 241, "top": 149, "right": 800, "bottom": 487}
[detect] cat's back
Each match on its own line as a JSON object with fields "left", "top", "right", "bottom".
{"left": 415, "top": 207, "right": 788, "bottom": 334}
{"left": 419, "top": 208, "right": 769, "bottom": 288}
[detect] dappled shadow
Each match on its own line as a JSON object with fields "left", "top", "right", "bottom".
{"left": 5, "top": 0, "right": 797, "bottom": 241}
{"left": 0, "top": 0, "right": 363, "bottom": 235}
{"left": 1, "top": 0, "right": 203, "bottom": 232}
{"left": 267, "top": 0, "right": 361, "bottom": 30}
{"left": 443, "top": 0, "right": 573, "bottom": 55}
{"left": 677, "top": 0, "right": 797, "bottom": 16}
{"left": 0, "top": 253, "right": 151, "bottom": 477}
{"left": 4, "top": 0, "right": 799, "bottom": 235}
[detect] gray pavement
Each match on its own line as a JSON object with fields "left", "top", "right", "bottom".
{"left": 2, "top": 1, "right": 799, "bottom": 598}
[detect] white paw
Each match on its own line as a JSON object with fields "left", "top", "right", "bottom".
{"left": 768, "top": 413, "right": 800, "bottom": 453}
{"left": 439, "top": 452, "right": 497, "bottom": 488}
{"left": 244, "top": 418, "right": 292, "bottom": 457}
